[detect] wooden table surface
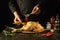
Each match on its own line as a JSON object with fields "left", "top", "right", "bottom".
{"left": 0, "top": 30, "right": 60, "bottom": 40}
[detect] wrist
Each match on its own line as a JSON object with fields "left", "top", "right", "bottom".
{"left": 13, "top": 11, "right": 20, "bottom": 18}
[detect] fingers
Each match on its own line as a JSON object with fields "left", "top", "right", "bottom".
{"left": 14, "top": 17, "right": 22, "bottom": 23}
{"left": 31, "top": 5, "right": 40, "bottom": 14}
{"left": 18, "top": 18, "right": 22, "bottom": 23}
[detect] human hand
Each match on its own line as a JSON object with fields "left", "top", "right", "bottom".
{"left": 13, "top": 11, "right": 22, "bottom": 24}
{"left": 31, "top": 5, "right": 40, "bottom": 14}
{"left": 14, "top": 16, "right": 22, "bottom": 24}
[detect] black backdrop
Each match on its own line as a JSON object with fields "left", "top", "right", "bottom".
{"left": 0, "top": 0, "right": 14, "bottom": 32}
{"left": 0, "top": 0, "right": 14, "bottom": 25}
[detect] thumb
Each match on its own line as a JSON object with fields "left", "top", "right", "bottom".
{"left": 14, "top": 17, "right": 17, "bottom": 23}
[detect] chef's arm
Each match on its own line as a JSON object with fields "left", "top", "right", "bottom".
{"left": 8, "top": 0, "right": 22, "bottom": 23}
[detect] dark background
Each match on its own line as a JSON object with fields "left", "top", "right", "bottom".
{"left": 0, "top": 0, "right": 14, "bottom": 32}
{"left": 0, "top": 0, "right": 60, "bottom": 32}
{"left": 0, "top": 0, "right": 14, "bottom": 25}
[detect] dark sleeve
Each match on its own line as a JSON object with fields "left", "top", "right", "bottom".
{"left": 8, "top": 0, "right": 25, "bottom": 22}
{"left": 37, "top": 0, "right": 47, "bottom": 9}
{"left": 8, "top": 0, "right": 17, "bottom": 13}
